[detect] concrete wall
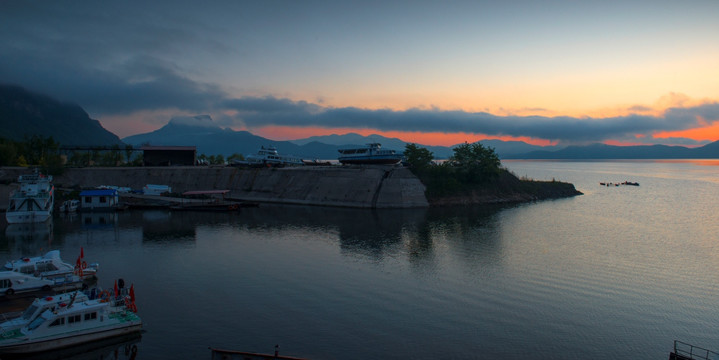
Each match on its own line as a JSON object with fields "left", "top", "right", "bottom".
{"left": 0, "top": 166, "right": 429, "bottom": 209}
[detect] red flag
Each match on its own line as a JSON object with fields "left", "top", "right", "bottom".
{"left": 114, "top": 280, "right": 118, "bottom": 298}
{"left": 129, "top": 284, "right": 135, "bottom": 303}
{"left": 80, "top": 247, "right": 84, "bottom": 259}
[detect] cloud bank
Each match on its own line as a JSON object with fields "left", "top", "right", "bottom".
{"left": 220, "top": 96, "right": 719, "bottom": 145}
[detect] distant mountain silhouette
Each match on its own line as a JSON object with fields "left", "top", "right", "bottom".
{"left": 0, "top": 84, "right": 123, "bottom": 146}
{"left": 511, "top": 142, "right": 719, "bottom": 159}
{"left": 122, "top": 115, "right": 719, "bottom": 160}
{"left": 122, "top": 116, "right": 341, "bottom": 158}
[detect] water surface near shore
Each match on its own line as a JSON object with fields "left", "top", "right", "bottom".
{"left": 1, "top": 160, "right": 718, "bottom": 359}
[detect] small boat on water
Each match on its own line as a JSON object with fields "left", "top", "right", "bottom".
{"left": 0, "top": 272, "right": 54, "bottom": 296}
{"left": 5, "top": 171, "right": 54, "bottom": 224}
{"left": 0, "top": 291, "right": 90, "bottom": 332}
{"left": 239, "top": 146, "right": 304, "bottom": 167}
{"left": 3, "top": 249, "right": 98, "bottom": 280}
{"left": 0, "top": 283, "right": 141, "bottom": 355}
{"left": 337, "top": 143, "right": 402, "bottom": 165}
{"left": 59, "top": 199, "right": 79, "bottom": 213}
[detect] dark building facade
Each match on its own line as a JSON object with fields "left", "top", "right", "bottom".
{"left": 141, "top": 146, "right": 196, "bottom": 166}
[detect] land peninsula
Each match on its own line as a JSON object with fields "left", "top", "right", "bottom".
{"left": 0, "top": 142, "right": 581, "bottom": 210}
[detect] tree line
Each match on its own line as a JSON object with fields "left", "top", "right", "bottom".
{"left": 403, "top": 142, "right": 502, "bottom": 197}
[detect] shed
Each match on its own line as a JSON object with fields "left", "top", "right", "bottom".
{"left": 79, "top": 189, "right": 120, "bottom": 211}
{"left": 141, "top": 146, "right": 196, "bottom": 166}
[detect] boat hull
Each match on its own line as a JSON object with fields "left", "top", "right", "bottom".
{"left": 5, "top": 210, "right": 52, "bottom": 224}
{"left": 0, "top": 322, "right": 142, "bottom": 354}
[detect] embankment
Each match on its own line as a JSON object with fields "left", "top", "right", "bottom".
{"left": 0, "top": 166, "right": 429, "bottom": 209}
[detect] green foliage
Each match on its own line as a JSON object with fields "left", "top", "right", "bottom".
{"left": 403, "top": 143, "right": 434, "bottom": 171}
{"left": 405, "top": 142, "right": 502, "bottom": 197}
{"left": 227, "top": 153, "right": 244, "bottom": 163}
{"left": 447, "top": 142, "right": 501, "bottom": 184}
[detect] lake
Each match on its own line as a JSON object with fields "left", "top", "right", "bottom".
{"left": 1, "top": 160, "right": 718, "bottom": 359}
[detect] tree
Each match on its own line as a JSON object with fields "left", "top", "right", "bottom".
{"left": 403, "top": 143, "right": 434, "bottom": 172}
{"left": 226, "top": 153, "right": 244, "bottom": 164}
{"left": 448, "top": 142, "right": 501, "bottom": 183}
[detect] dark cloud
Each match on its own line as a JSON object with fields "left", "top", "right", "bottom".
{"left": 221, "top": 96, "right": 719, "bottom": 143}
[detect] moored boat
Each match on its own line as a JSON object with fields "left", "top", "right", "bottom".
{"left": 337, "top": 143, "right": 402, "bottom": 165}
{"left": 0, "top": 284, "right": 141, "bottom": 354}
{"left": 5, "top": 171, "right": 54, "bottom": 224}
{"left": 59, "top": 199, "right": 79, "bottom": 213}
{"left": 3, "top": 249, "right": 98, "bottom": 280}
{"left": 241, "top": 146, "right": 304, "bottom": 167}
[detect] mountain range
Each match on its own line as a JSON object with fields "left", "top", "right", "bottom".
{"left": 122, "top": 115, "right": 719, "bottom": 160}
{"left": 1, "top": 84, "right": 718, "bottom": 159}
{"left": 0, "top": 84, "right": 123, "bottom": 146}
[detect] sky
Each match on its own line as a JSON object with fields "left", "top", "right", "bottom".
{"left": 1, "top": 0, "right": 718, "bottom": 147}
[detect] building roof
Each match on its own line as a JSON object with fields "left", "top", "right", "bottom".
{"left": 79, "top": 189, "right": 118, "bottom": 196}
{"left": 140, "top": 146, "right": 196, "bottom": 151}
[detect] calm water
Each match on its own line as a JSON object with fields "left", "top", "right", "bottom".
{"left": 1, "top": 160, "right": 718, "bottom": 359}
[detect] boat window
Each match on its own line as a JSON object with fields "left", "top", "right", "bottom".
{"left": 0, "top": 279, "right": 10, "bottom": 288}
{"left": 84, "top": 312, "right": 97, "bottom": 321}
{"left": 68, "top": 314, "right": 81, "bottom": 324}
{"left": 49, "top": 317, "right": 65, "bottom": 327}
{"left": 28, "top": 313, "right": 48, "bottom": 331}
{"left": 84, "top": 197, "right": 91, "bottom": 203}
{"left": 100, "top": 196, "right": 107, "bottom": 203}
{"left": 357, "top": 149, "right": 367, "bottom": 154}
{"left": 20, "top": 265, "right": 34, "bottom": 274}
{"left": 21, "top": 305, "right": 39, "bottom": 320}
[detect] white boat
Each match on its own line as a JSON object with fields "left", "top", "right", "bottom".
{"left": 5, "top": 171, "right": 54, "bottom": 224}
{"left": 242, "top": 146, "right": 304, "bottom": 167}
{"left": 337, "top": 143, "right": 403, "bottom": 165}
{"left": 3, "top": 250, "right": 98, "bottom": 280}
{"left": 59, "top": 199, "right": 79, "bottom": 213}
{"left": 0, "top": 272, "right": 54, "bottom": 296}
{"left": 0, "top": 285, "right": 141, "bottom": 354}
{"left": 0, "top": 291, "right": 90, "bottom": 332}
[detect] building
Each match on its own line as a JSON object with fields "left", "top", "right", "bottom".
{"left": 79, "top": 189, "right": 120, "bottom": 211}
{"left": 141, "top": 146, "right": 196, "bottom": 166}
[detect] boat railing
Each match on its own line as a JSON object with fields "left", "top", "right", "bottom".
{"left": 672, "top": 340, "right": 719, "bottom": 360}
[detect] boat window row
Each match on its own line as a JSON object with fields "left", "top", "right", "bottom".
{"left": 43, "top": 311, "right": 99, "bottom": 328}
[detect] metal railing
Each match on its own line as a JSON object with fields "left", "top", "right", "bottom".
{"left": 673, "top": 340, "right": 719, "bottom": 360}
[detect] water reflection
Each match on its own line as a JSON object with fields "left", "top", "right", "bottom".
{"left": 2, "top": 220, "right": 54, "bottom": 254}
{"left": 19, "top": 333, "right": 141, "bottom": 360}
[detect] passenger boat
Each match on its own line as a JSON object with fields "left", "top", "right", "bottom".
{"left": 3, "top": 249, "right": 98, "bottom": 280}
{"left": 0, "top": 284, "right": 141, "bottom": 354}
{"left": 0, "top": 272, "right": 54, "bottom": 296}
{"left": 241, "top": 146, "right": 304, "bottom": 167}
{"left": 337, "top": 143, "right": 402, "bottom": 165}
{"left": 0, "top": 291, "right": 90, "bottom": 332}
{"left": 5, "top": 171, "right": 54, "bottom": 224}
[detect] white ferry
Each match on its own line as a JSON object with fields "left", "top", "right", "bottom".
{"left": 0, "top": 272, "right": 54, "bottom": 296}
{"left": 242, "top": 146, "right": 304, "bottom": 167}
{"left": 0, "top": 285, "right": 141, "bottom": 354}
{"left": 0, "top": 291, "right": 90, "bottom": 332}
{"left": 3, "top": 250, "right": 98, "bottom": 280}
{"left": 5, "top": 171, "right": 54, "bottom": 224}
{"left": 337, "top": 143, "right": 403, "bottom": 165}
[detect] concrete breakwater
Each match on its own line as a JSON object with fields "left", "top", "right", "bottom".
{"left": 0, "top": 166, "right": 429, "bottom": 209}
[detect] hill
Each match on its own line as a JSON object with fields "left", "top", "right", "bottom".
{"left": 512, "top": 142, "right": 719, "bottom": 159}
{"left": 0, "top": 84, "right": 123, "bottom": 146}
